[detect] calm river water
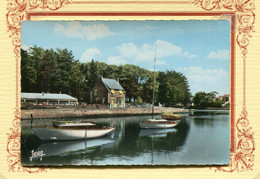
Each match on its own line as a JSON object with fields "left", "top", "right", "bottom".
{"left": 21, "top": 109, "right": 230, "bottom": 166}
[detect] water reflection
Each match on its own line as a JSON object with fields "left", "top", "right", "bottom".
{"left": 34, "top": 137, "right": 115, "bottom": 158}
{"left": 192, "top": 115, "right": 229, "bottom": 128}
{"left": 139, "top": 128, "right": 177, "bottom": 138}
{"left": 190, "top": 109, "right": 229, "bottom": 116}
{"left": 21, "top": 110, "right": 230, "bottom": 165}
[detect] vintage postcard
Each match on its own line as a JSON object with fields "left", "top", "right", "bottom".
{"left": 20, "top": 20, "right": 230, "bottom": 166}
{"left": 21, "top": 19, "right": 231, "bottom": 166}
{"left": 0, "top": 0, "right": 259, "bottom": 178}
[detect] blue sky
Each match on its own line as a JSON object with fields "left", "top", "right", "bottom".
{"left": 21, "top": 20, "right": 230, "bottom": 96}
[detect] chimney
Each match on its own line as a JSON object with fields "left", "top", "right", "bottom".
{"left": 117, "top": 78, "right": 119, "bottom": 82}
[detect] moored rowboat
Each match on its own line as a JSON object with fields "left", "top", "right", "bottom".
{"left": 162, "top": 112, "right": 181, "bottom": 120}
{"left": 32, "top": 126, "right": 115, "bottom": 141}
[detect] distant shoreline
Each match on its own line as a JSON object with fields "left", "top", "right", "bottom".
{"left": 21, "top": 106, "right": 188, "bottom": 120}
{"left": 189, "top": 107, "right": 229, "bottom": 110}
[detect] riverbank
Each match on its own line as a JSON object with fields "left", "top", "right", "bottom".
{"left": 21, "top": 106, "right": 188, "bottom": 120}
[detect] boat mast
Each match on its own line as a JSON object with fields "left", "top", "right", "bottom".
{"left": 152, "top": 44, "right": 157, "bottom": 119}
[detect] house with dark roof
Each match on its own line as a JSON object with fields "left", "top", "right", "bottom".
{"left": 21, "top": 92, "right": 78, "bottom": 105}
{"left": 90, "top": 76, "right": 126, "bottom": 108}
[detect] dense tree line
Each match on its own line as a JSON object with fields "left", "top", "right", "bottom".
{"left": 192, "top": 91, "right": 223, "bottom": 108}
{"left": 21, "top": 46, "right": 191, "bottom": 106}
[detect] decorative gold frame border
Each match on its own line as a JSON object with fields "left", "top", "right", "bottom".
{"left": 6, "top": 0, "right": 255, "bottom": 173}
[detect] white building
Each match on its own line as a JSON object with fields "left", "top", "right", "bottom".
{"left": 21, "top": 92, "right": 78, "bottom": 105}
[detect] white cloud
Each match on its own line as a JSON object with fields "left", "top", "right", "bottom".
{"left": 116, "top": 40, "right": 182, "bottom": 64}
{"left": 54, "top": 22, "right": 114, "bottom": 40}
{"left": 207, "top": 49, "right": 230, "bottom": 60}
{"left": 107, "top": 56, "right": 127, "bottom": 65}
{"left": 80, "top": 48, "right": 102, "bottom": 63}
{"left": 155, "top": 40, "right": 182, "bottom": 57}
{"left": 21, "top": 44, "right": 31, "bottom": 51}
{"left": 183, "top": 51, "right": 197, "bottom": 58}
{"left": 54, "top": 21, "right": 83, "bottom": 38}
{"left": 82, "top": 24, "right": 115, "bottom": 40}
{"left": 117, "top": 43, "right": 138, "bottom": 58}
{"left": 179, "top": 66, "right": 230, "bottom": 95}
{"left": 136, "top": 45, "right": 154, "bottom": 61}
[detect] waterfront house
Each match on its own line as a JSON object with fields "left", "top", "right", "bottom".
{"left": 218, "top": 94, "right": 230, "bottom": 102}
{"left": 21, "top": 92, "right": 78, "bottom": 105}
{"left": 90, "top": 76, "right": 126, "bottom": 108}
{"left": 218, "top": 94, "right": 230, "bottom": 107}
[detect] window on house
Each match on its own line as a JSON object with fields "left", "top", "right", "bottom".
{"left": 110, "top": 90, "right": 115, "bottom": 97}
{"left": 94, "top": 89, "right": 97, "bottom": 96}
{"left": 117, "top": 97, "right": 123, "bottom": 104}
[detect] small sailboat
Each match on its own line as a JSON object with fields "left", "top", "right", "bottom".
{"left": 139, "top": 45, "right": 178, "bottom": 129}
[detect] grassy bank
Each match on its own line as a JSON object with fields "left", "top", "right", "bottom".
{"left": 21, "top": 106, "right": 188, "bottom": 120}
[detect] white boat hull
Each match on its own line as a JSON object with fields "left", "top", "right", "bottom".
{"left": 139, "top": 122, "right": 177, "bottom": 129}
{"left": 32, "top": 127, "right": 115, "bottom": 141}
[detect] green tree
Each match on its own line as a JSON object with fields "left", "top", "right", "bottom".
{"left": 83, "top": 59, "right": 98, "bottom": 103}
{"left": 192, "top": 91, "right": 222, "bottom": 108}
{"left": 158, "top": 70, "right": 191, "bottom": 107}
{"left": 53, "top": 48, "right": 74, "bottom": 94}
{"left": 70, "top": 61, "right": 84, "bottom": 100}
{"left": 136, "top": 96, "right": 143, "bottom": 104}
{"left": 141, "top": 71, "right": 159, "bottom": 104}
{"left": 28, "top": 46, "right": 45, "bottom": 92}
{"left": 21, "top": 49, "right": 37, "bottom": 92}
{"left": 37, "top": 49, "right": 58, "bottom": 92}
{"left": 87, "top": 59, "right": 98, "bottom": 89}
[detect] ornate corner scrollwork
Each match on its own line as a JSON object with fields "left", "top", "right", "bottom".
{"left": 6, "top": 0, "right": 71, "bottom": 57}
{"left": 191, "top": 0, "right": 255, "bottom": 58}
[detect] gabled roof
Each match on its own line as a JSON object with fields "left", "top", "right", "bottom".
{"left": 21, "top": 92, "right": 77, "bottom": 100}
{"left": 102, "top": 78, "right": 124, "bottom": 90}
